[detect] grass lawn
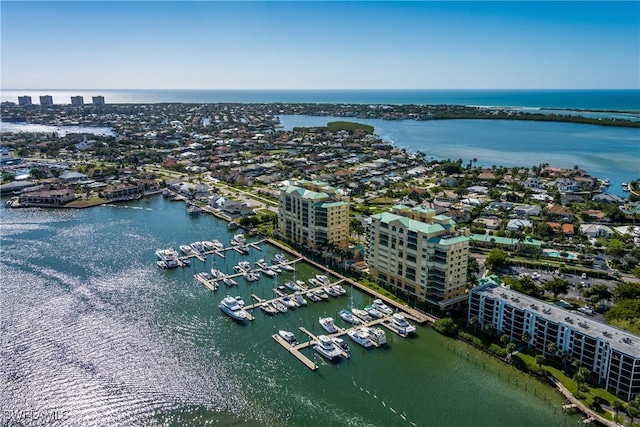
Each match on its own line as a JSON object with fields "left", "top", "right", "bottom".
{"left": 65, "top": 197, "right": 107, "bottom": 208}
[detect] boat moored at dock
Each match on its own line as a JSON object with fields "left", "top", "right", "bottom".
{"left": 373, "top": 299, "right": 393, "bottom": 316}
{"left": 313, "top": 335, "right": 342, "bottom": 361}
{"left": 347, "top": 328, "right": 373, "bottom": 348}
{"left": 219, "top": 296, "right": 247, "bottom": 321}
{"left": 319, "top": 317, "right": 338, "bottom": 333}
{"left": 278, "top": 330, "right": 298, "bottom": 346}
{"left": 391, "top": 313, "right": 417, "bottom": 335}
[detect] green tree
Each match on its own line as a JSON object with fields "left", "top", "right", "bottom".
{"left": 613, "top": 281, "right": 640, "bottom": 302}
{"left": 544, "top": 278, "right": 569, "bottom": 300}
{"left": 432, "top": 318, "right": 459, "bottom": 336}
{"left": 535, "top": 354, "right": 545, "bottom": 370}
{"left": 573, "top": 367, "right": 590, "bottom": 395}
{"left": 484, "top": 248, "right": 508, "bottom": 272}
{"left": 506, "top": 342, "right": 517, "bottom": 358}
{"left": 582, "top": 284, "right": 612, "bottom": 305}
{"left": 611, "top": 400, "right": 623, "bottom": 423}
{"left": 500, "top": 334, "right": 510, "bottom": 347}
{"left": 522, "top": 332, "right": 531, "bottom": 348}
{"left": 469, "top": 316, "right": 478, "bottom": 335}
{"left": 547, "top": 342, "right": 558, "bottom": 359}
{"left": 484, "top": 322, "right": 494, "bottom": 338}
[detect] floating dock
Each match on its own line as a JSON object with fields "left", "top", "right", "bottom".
{"left": 272, "top": 334, "right": 317, "bottom": 371}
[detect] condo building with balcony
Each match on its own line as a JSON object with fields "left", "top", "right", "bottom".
{"left": 469, "top": 283, "right": 639, "bottom": 401}
{"left": 278, "top": 181, "right": 349, "bottom": 250}
{"left": 368, "top": 205, "right": 470, "bottom": 309}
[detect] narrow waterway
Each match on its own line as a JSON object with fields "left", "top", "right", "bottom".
{"left": 0, "top": 196, "right": 581, "bottom": 426}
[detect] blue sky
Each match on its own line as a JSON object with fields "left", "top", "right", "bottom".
{"left": 1, "top": 1, "right": 639, "bottom": 89}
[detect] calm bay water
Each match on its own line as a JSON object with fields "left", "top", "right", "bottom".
{"left": 279, "top": 115, "right": 640, "bottom": 197}
{"left": 0, "top": 196, "right": 580, "bottom": 426}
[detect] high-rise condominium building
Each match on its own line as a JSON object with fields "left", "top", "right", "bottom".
{"left": 39, "top": 95, "right": 53, "bottom": 106}
{"left": 18, "top": 96, "right": 32, "bottom": 106}
{"left": 278, "top": 181, "right": 350, "bottom": 250}
{"left": 368, "top": 205, "right": 470, "bottom": 309}
{"left": 469, "top": 283, "right": 639, "bottom": 401}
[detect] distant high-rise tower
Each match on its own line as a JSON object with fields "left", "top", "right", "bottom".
{"left": 92, "top": 96, "right": 105, "bottom": 105}
{"left": 18, "top": 96, "right": 32, "bottom": 106}
{"left": 39, "top": 95, "right": 53, "bottom": 106}
{"left": 71, "top": 96, "right": 84, "bottom": 106}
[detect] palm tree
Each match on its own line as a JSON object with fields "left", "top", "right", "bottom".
{"left": 500, "top": 334, "right": 510, "bottom": 348}
{"left": 573, "top": 367, "right": 590, "bottom": 396}
{"left": 547, "top": 342, "right": 558, "bottom": 359}
{"left": 484, "top": 322, "right": 494, "bottom": 338}
{"left": 469, "top": 316, "right": 478, "bottom": 335}
{"left": 506, "top": 342, "right": 517, "bottom": 360}
{"left": 535, "top": 354, "right": 545, "bottom": 371}
{"left": 521, "top": 332, "right": 531, "bottom": 349}
{"left": 611, "top": 400, "right": 623, "bottom": 423}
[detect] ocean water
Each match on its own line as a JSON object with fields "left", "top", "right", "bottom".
{"left": 0, "top": 197, "right": 580, "bottom": 426}
{"left": 279, "top": 115, "right": 640, "bottom": 197}
{"left": 3, "top": 89, "right": 640, "bottom": 111}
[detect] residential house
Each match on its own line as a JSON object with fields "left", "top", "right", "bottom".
{"left": 579, "top": 224, "right": 614, "bottom": 239}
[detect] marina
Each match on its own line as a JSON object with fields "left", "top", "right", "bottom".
{"left": 0, "top": 195, "right": 583, "bottom": 426}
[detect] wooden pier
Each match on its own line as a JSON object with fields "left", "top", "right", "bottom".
{"left": 194, "top": 274, "right": 218, "bottom": 292}
{"left": 272, "top": 334, "right": 317, "bottom": 371}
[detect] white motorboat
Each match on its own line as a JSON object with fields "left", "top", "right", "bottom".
{"left": 364, "top": 326, "right": 387, "bottom": 345}
{"left": 331, "top": 284, "right": 346, "bottom": 295}
{"left": 260, "top": 303, "right": 277, "bottom": 315}
{"left": 284, "top": 281, "right": 300, "bottom": 292}
{"left": 347, "top": 328, "right": 373, "bottom": 348}
{"left": 279, "top": 263, "right": 295, "bottom": 272}
{"left": 352, "top": 308, "right": 372, "bottom": 322}
{"left": 180, "top": 244, "right": 196, "bottom": 256}
{"left": 180, "top": 257, "right": 191, "bottom": 266}
{"left": 202, "top": 241, "right": 216, "bottom": 252}
{"left": 261, "top": 268, "right": 277, "bottom": 278}
{"left": 191, "top": 241, "right": 206, "bottom": 254}
{"left": 156, "top": 260, "right": 167, "bottom": 269}
{"left": 293, "top": 294, "right": 307, "bottom": 306}
{"left": 243, "top": 271, "right": 260, "bottom": 282}
{"left": 296, "top": 280, "right": 308, "bottom": 291}
{"left": 338, "top": 309, "right": 361, "bottom": 325}
{"left": 392, "top": 313, "right": 417, "bottom": 335}
{"left": 306, "top": 291, "right": 321, "bottom": 302}
{"left": 325, "top": 286, "right": 340, "bottom": 297}
{"left": 319, "top": 317, "right": 338, "bottom": 333}
{"left": 332, "top": 337, "right": 350, "bottom": 353}
{"left": 364, "top": 305, "right": 384, "bottom": 319}
{"left": 211, "top": 269, "right": 225, "bottom": 280}
{"left": 373, "top": 299, "right": 393, "bottom": 316}
{"left": 278, "top": 330, "right": 298, "bottom": 346}
{"left": 281, "top": 296, "right": 296, "bottom": 308}
{"left": 219, "top": 296, "right": 247, "bottom": 321}
{"left": 222, "top": 276, "right": 237, "bottom": 287}
{"left": 235, "top": 296, "right": 245, "bottom": 307}
{"left": 308, "top": 278, "right": 321, "bottom": 288}
{"left": 313, "top": 335, "right": 342, "bottom": 361}
{"left": 271, "top": 300, "right": 287, "bottom": 313}
{"left": 155, "top": 248, "right": 179, "bottom": 268}
{"left": 237, "top": 243, "right": 250, "bottom": 254}
{"left": 316, "top": 274, "right": 331, "bottom": 286}
{"left": 315, "top": 289, "right": 329, "bottom": 300}
{"left": 231, "top": 233, "right": 247, "bottom": 245}
{"left": 272, "top": 253, "right": 287, "bottom": 264}
{"left": 211, "top": 239, "right": 224, "bottom": 251}
{"left": 255, "top": 259, "right": 268, "bottom": 269}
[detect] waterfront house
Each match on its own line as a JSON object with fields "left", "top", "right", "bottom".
{"left": 546, "top": 204, "right": 574, "bottom": 221}
{"left": 506, "top": 219, "right": 532, "bottom": 231}
{"left": 17, "top": 186, "right": 75, "bottom": 207}
{"left": 104, "top": 183, "right": 143, "bottom": 200}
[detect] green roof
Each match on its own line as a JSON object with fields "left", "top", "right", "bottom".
{"left": 470, "top": 234, "right": 542, "bottom": 247}
{"left": 321, "top": 201, "right": 347, "bottom": 208}
{"left": 372, "top": 212, "right": 446, "bottom": 235}
{"left": 429, "top": 235, "right": 470, "bottom": 245}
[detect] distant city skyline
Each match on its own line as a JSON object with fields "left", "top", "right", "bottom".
{"left": 1, "top": 1, "right": 638, "bottom": 90}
